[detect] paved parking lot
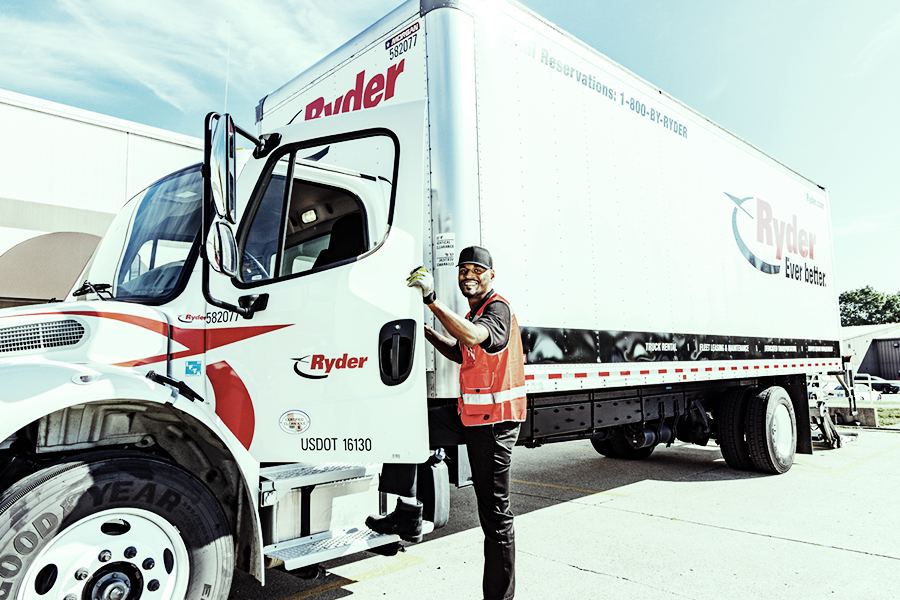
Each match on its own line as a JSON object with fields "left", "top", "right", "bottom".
{"left": 229, "top": 426, "right": 900, "bottom": 600}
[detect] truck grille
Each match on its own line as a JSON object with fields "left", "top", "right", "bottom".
{"left": 0, "top": 319, "right": 86, "bottom": 354}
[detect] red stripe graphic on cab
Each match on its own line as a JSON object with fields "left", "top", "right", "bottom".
{"left": 169, "top": 324, "right": 293, "bottom": 360}
{"left": 63, "top": 310, "right": 169, "bottom": 336}
{"left": 208, "top": 360, "right": 255, "bottom": 450}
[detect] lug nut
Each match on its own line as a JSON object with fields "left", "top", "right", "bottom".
{"left": 65, "top": 595, "right": 78, "bottom": 600}
{"left": 75, "top": 568, "right": 89, "bottom": 581}
{"left": 124, "top": 546, "right": 137, "bottom": 559}
{"left": 142, "top": 558, "right": 155, "bottom": 570}
{"left": 98, "top": 550, "right": 112, "bottom": 562}
{"left": 147, "top": 579, "right": 160, "bottom": 592}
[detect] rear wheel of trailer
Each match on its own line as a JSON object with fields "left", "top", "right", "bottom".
{"left": 717, "top": 386, "right": 757, "bottom": 471}
{"left": 745, "top": 386, "right": 797, "bottom": 474}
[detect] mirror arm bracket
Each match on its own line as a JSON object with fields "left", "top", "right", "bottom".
{"left": 227, "top": 119, "right": 280, "bottom": 159}
{"left": 232, "top": 121, "right": 260, "bottom": 147}
{"left": 239, "top": 294, "right": 269, "bottom": 314}
{"left": 200, "top": 239, "right": 254, "bottom": 319}
{"left": 253, "top": 133, "right": 282, "bottom": 159}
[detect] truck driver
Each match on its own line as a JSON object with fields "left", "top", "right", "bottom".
{"left": 366, "top": 245, "right": 527, "bottom": 600}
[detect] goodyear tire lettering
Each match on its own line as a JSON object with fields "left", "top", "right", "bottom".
{"left": 0, "top": 555, "right": 21, "bottom": 578}
{"left": 32, "top": 512, "right": 58, "bottom": 539}
{"left": 12, "top": 531, "right": 38, "bottom": 555}
{"left": 133, "top": 482, "right": 157, "bottom": 503}
{"left": 0, "top": 454, "right": 233, "bottom": 600}
{"left": 156, "top": 489, "right": 182, "bottom": 512}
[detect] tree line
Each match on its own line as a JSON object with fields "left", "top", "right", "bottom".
{"left": 839, "top": 286, "right": 900, "bottom": 326}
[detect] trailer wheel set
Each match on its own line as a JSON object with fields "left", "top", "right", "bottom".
{"left": 717, "top": 385, "right": 798, "bottom": 474}
{"left": 588, "top": 385, "right": 798, "bottom": 475}
{"left": 745, "top": 387, "right": 797, "bottom": 474}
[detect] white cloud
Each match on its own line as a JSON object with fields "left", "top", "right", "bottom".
{"left": 1, "top": 0, "right": 402, "bottom": 115}
{"left": 853, "top": 10, "right": 900, "bottom": 75}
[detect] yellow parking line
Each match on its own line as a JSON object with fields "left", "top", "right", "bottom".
{"left": 511, "top": 478, "right": 628, "bottom": 497}
{"left": 283, "top": 552, "right": 425, "bottom": 600}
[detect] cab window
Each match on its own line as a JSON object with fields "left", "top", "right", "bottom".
{"left": 239, "top": 135, "right": 394, "bottom": 285}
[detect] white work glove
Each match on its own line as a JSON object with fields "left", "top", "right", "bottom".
{"left": 407, "top": 266, "right": 436, "bottom": 304}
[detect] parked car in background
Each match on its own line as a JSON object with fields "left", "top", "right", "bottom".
{"left": 854, "top": 374, "right": 900, "bottom": 394}
{"left": 826, "top": 383, "right": 882, "bottom": 403}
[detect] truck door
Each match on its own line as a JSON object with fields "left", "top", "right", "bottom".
{"left": 206, "top": 101, "right": 429, "bottom": 465}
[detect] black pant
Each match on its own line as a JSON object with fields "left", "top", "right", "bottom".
{"left": 380, "top": 404, "right": 520, "bottom": 600}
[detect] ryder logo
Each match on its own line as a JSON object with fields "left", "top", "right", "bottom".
{"left": 305, "top": 59, "right": 405, "bottom": 120}
{"left": 292, "top": 354, "right": 369, "bottom": 379}
{"left": 726, "top": 193, "right": 827, "bottom": 287}
{"left": 178, "top": 314, "right": 205, "bottom": 323}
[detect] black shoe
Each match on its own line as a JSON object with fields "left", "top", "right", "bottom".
{"left": 365, "top": 499, "right": 424, "bottom": 543}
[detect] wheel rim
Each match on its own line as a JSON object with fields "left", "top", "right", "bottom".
{"left": 771, "top": 402, "right": 794, "bottom": 458}
{"left": 19, "top": 508, "right": 189, "bottom": 600}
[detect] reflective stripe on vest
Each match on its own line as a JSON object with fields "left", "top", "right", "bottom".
{"left": 458, "top": 292, "right": 527, "bottom": 426}
{"left": 461, "top": 385, "right": 528, "bottom": 406}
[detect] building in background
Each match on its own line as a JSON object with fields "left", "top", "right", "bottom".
{"left": 0, "top": 89, "right": 201, "bottom": 308}
{"left": 842, "top": 324, "right": 900, "bottom": 379}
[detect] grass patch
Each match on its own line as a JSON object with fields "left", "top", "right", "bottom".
{"left": 877, "top": 407, "right": 900, "bottom": 427}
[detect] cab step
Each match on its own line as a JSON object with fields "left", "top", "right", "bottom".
{"left": 260, "top": 462, "right": 379, "bottom": 499}
{"left": 263, "top": 522, "right": 435, "bottom": 571}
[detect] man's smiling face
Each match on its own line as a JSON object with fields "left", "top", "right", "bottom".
{"left": 458, "top": 263, "right": 494, "bottom": 300}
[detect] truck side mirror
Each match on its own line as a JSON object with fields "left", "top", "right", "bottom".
{"left": 202, "top": 112, "right": 265, "bottom": 319}
{"left": 207, "top": 221, "right": 239, "bottom": 278}
{"left": 208, "top": 113, "right": 237, "bottom": 224}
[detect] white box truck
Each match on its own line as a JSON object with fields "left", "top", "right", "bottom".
{"left": 0, "top": 1, "right": 841, "bottom": 598}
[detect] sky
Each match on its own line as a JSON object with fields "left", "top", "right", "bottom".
{"left": 2, "top": 0, "right": 898, "bottom": 295}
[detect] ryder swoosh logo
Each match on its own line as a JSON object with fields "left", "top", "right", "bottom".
{"left": 292, "top": 354, "right": 369, "bottom": 380}
{"left": 725, "top": 192, "right": 827, "bottom": 287}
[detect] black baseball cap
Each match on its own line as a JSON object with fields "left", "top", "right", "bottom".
{"left": 457, "top": 246, "right": 493, "bottom": 269}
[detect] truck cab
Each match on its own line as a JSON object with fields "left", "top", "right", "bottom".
{"left": 0, "top": 102, "right": 432, "bottom": 600}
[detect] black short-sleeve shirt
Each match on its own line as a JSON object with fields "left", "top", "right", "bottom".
{"left": 464, "top": 291, "right": 511, "bottom": 354}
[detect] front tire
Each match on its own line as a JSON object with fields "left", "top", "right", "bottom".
{"left": 0, "top": 454, "right": 233, "bottom": 600}
{"left": 746, "top": 386, "right": 797, "bottom": 474}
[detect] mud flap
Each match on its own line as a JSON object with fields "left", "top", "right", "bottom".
{"left": 441, "top": 444, "right": 473, "bottom": 488}
{"left": 417, "top": 457, "right": 450, "bottom": 529}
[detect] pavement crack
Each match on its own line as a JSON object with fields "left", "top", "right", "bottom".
{"left": 518, "top": 549, "right": 701, "bottom": 599}
{"left": 603, "top": 506, "right": 900, "bottom": 562}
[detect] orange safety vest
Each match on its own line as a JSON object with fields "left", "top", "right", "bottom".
{"left": 457, "top": 292, "right": 527, "bottom": 426}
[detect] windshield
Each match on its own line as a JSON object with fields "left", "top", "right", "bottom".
{"left": 78, "top": 165, "right": 202, "bottom": 303}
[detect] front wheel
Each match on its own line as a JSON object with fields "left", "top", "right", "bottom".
{"left": 0, "top": 454, "right": 233, "bottom": 600}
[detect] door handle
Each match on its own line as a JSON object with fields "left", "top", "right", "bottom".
{"left": 378, "top": 319, "right": 416, "bottom": 386}
{"left": 391, "top": 334, "right": 401, "bottom": 381}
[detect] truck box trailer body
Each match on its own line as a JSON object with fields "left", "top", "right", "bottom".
{"left": 257, "top": 0, "right": 839, "bottom": 393}
{"left": 0, "top": 1, "right": 841, "bottom": 598}
{"left": 254, "top": 0, "right": 840, "bottom": 446}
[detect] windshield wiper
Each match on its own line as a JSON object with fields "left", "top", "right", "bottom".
{"left": 72, "top": 281, "right": 113, "bottom": 300}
